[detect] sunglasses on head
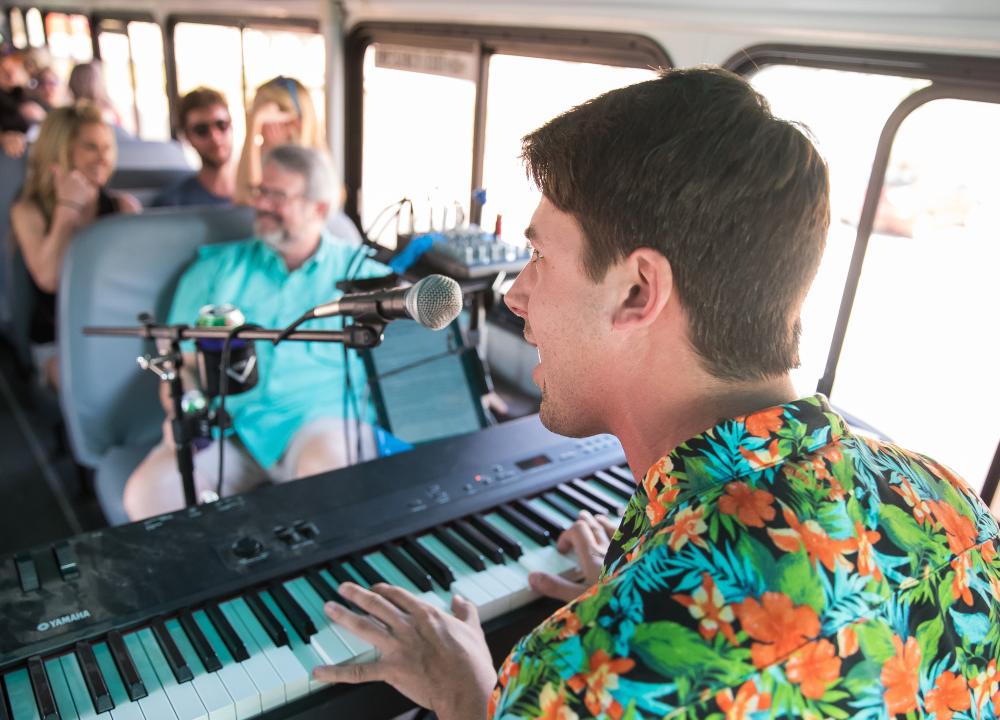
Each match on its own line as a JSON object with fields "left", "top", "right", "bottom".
{"left": 189, "top": 118, "right": 231, "bottom": 138}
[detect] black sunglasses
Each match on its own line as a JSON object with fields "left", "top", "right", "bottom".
{"left": 189, "top": 118, "right": 231, "bottom": 138}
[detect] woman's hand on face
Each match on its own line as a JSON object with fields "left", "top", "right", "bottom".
{"left": 52, "top": 165, "right": 98, "bottom": 208}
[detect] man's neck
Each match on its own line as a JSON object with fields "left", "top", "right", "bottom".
{"left": 610, "top": 373, "right": 798, "bottom": 486}
{"left": 197, "top": 163, "right": 234, "bottom": 200}
{"left": 280, "top": 232, "right": 322, "bottom": 272}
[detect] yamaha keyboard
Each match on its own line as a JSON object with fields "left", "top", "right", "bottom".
{"left": 0, "top": 415, "right": 630, "bottom": 720}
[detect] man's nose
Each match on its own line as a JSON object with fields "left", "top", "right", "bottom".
{"left": 504, "top": 269, "right": 531, "bottom": 320}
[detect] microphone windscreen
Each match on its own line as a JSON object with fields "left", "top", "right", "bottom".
{"left": 407, "top": 274, "right": 463, "bottom": 330}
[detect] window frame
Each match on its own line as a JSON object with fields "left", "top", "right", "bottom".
{"left": 344, "top": 21, "right": 671, "bottom": 228}
{"left": 165, "top": 13, "right": 321, "bottom": 139}
{"left": 726, "top": 44, "right": 1000, "bottom": 504}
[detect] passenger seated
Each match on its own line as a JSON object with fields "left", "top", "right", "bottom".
{"left": 151, "top": 87, "right": 234, "bottom": 207}
{"left": 234, "top": 76, "right": 323, "bottom": 205}
{"left": 10, "top": 103, "right": 140, "bottom": 388}
{"left": 68, "top": 61, "right": 125, "bottom": 131}
{"left": 0, "top": 50, "right": 34, "bottom": 157}
{"left": 123, "top": 144, "right": 387, "bottom": 521}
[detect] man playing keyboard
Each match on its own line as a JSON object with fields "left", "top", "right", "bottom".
{"left": 313, "top": 68, "right": 1000, "bottom": 719}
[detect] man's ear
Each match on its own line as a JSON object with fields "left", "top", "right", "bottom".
{"left": 313, "top": 199, "right": 331, "bottom": 223}
{"left": 611, "top": 248, "right": 672, "bottom": 329}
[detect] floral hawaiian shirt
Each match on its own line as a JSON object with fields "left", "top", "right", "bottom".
{"left": 489, "top": 395, "right": 1000, "bottom": 720}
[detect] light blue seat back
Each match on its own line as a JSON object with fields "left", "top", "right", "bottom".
{"left": 58, "top": 205, "right": 254, "bottom": 468}
{"left": 109, "top": 139, "right": 194, "bottom": 206}
{"left": 0, "top": 151, "right": 28, "bottom": 337}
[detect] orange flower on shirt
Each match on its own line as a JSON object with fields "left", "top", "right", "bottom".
{"left": 740, "top": 439, "right": 782, "bottom": 470}
{"left": 659, "top": 505, "right": 708, "bottom": 552}
{"left": 744, "top": 406, "right": 784, "bottom": 438}
{"left": 672, "top": 572, "right": 738, "bottom": 645}
{"left": 768, "top": 506, "right": 856, "bottom": 572}
{"left": 642, "top": 456, "right": 679, "bottom": 525}
{"left": 970, "top": 659, "right": 1000, "bottom": 718}
{"left": 566, "top": 649, "right": 635, "bottom": 720}
{"left": 535, "top": 683, "right": 580, "bottom": 720}
{"left": 718, "top": 482, "right": 776, "bottom": 528}
{"left": 715, "top": 680, "right": 771, "bottom": 720}
{"left": 890, "top": 477, "right": 933, "bottom": 526}
{"left": 734, "top": 592, "right": 820, "bottom": 669}
{"left": 837, "top": 625, "right": 859, "bottom": 658}
{"left": 927, "top": 500, "right": 978, "bottom": 555}
{"left": 924, "top": 671, "right": 971, "bottom": 720}
{"left": 854, "top": 521, "right": 883, "bottom": 581}
{"left": 951, "top": 553, "right": 974, "bottom": 606}
{"left": 785, "top": 639, "right": 842, "bottom": 699}
{"left": 881, "top": 635, "right": 921, "bottom": 716}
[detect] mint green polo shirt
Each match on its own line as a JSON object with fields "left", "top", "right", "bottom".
{"left": 168, "top": 232, "right": 389, "bottom": 468}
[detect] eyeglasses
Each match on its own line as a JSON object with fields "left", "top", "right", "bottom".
{"left": 188, "top": 118, "right": 231, "bottom": 138}
{"left": 249, "top": 185, "right": 305, "bottom": 204}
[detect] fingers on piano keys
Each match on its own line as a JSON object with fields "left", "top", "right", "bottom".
{"left": 0, "top": 468, "right": 634, "bottom": 720}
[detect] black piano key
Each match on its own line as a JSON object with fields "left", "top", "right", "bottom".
{"left": 305, "top": 570, "right": 355, "bottom": 611}
{"left": 327, "top": 562, "right": 357, "bottom": 588}
{"left": 542, "top": 491, "right": 585, "bottom": 521}
{"left": 470, "top": 514, "right": 523, "bottom": 559}
{"left": 350, "top": 555, "right": 388, "bottom": 587}
{"left": 27, "top": 656, "right": 59, "bottom": 720}
{"left": 608, "top": 464, "right": 634, "bottom": 481}
{"left": 106, "top": 630, "right": 147, "bottom": 701}
{"left": 513, "top": 499, "right": 569, "bottom": 537}
{"left": 382, "top": 544, "right": 433, "bottom": 592}
{"left": 433, "top": 527, "right": 487, "bottom": 571}
{"left": 269, "top": 582, "right": 317, "bottom": 641}
{"left": 452, "top": 519, "right": 504, "bottom": 564}
{"left": 402, "top": 536, "right": 455, "bottom": 587}
{"left": 555, "top": 483, "right": 608, "bottom": 516}
{"left": 0, "top": 669, "right": 9, "bottom": 720}
{"left": 206, "top": 604, "right": 249, "bottom": 662}
{"left": 152, "top": 620, "right": 194, "bottom": 683}
{"left": 246, "top": 592, "right": 289, "bottom": 647}
{"left": 75, "top": 641, "right": 114, "bottom": 713}
{"left": 498, "top": 504, "right": 552, "bottom": 545}
{"left": 180, "top": 611, "right": 222, "bottom": 673}
{"left": 593, "top": 469, "right": 636, "bottom": 497}
{"left": 569, "top": 478, "right": 623, "bottom": 514}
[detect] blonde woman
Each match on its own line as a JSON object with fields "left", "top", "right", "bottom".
{"left": 10, "top": 103, "right": 140, "bottom": 386}
{"left": 234, "top": 76, "right": 324, "bottom": 204}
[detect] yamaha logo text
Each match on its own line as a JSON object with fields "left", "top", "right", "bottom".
{"left": 36, "top": 610, "right": 91, "bottom": 633}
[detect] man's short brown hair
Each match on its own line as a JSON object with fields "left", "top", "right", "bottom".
{"left": 521, "top": 66, "right": 830, "bottom": 382}
{"left": 178, "top": 87, "right": 229, "bottom": 129}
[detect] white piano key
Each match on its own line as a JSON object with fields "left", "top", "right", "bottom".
{"left": 214, "top": 664, "right": 260, "bottom": 720}
{"left": 239, "top": 655, "right": 285, "bottom": 712}
{"left": 161, "top": 681, "right": 209, "bottom": 720}
{"left": 286, "top": 578, "right": 375, "bottom": 664}
{"left": 109, "top": 701, "right": 144, "bottom": 720}
{"left": 189, "top": 673, "right": 235, "bottom": 720}
{"left": 451, "top": 576, "right": 507, "bottom": 621}
{"left": 58, "top": 654, "right": 112, "bottom": 720}
{"left": 137, "top": 688, "right": 179, "bottom": 720}
{"left": 261, "top": 646, "right": 309, "bottom": 702}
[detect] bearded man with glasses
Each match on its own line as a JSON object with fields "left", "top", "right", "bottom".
{"left": 152, "top": 87, "right": 235, "bottom": 207}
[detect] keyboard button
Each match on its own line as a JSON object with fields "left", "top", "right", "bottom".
{"left": 14, "top": 555, "right": 39, "bottom": 594}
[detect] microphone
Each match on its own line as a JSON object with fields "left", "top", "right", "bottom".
{"left": 310, "top": 274, "right": 462, "bottom": 330}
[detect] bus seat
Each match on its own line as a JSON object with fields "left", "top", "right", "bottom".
{"left": 58, "top": 205, "right": 254, "bottom": 525}
{"left": 109, "top": 139, "right": 194, "bottom": 206}
{"left": 0, "top": 150, "right": 28, "bottom": 343}
{"left": 327, "top": 209, "right": 364, "bottom": 245}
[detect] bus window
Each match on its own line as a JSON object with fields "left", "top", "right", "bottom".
{"left": 24, "top": 7, "right": 43, "bottom": 48}
{"left": 173, "top": 22, "right": 246, "bottom": 157}
{"left": 748, "top": 66, "right": 929, "bottom": 397}
{"left": 360, "top": 43, "right": 477, "bottom": 246}
{"left": 44, "top": 13, "right": 93, "bottom": 85}
{"left": 481, "top": 55, "right": 656, "bottom": 245}
{"left": 96, "top": 19, "right": 170, "bottom": 140}
{"left": 241, "top": 26, "right": 326, "bottom": 142}
{"left": 9, "top": 8, "right": 27, "bottom": 49}
{"left": 832, "top": 98, "right": 1000, "bottom": 492}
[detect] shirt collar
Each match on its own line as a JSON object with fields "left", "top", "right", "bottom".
{"left": 254, "top": 230, "right": 332, "bottom": 276}
{"left": 640, "top": 394, "right": 848, "bottom": 505}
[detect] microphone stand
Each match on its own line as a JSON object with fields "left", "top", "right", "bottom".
{"left": 85, "top": 317, "right": 386, "bottom": 510}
